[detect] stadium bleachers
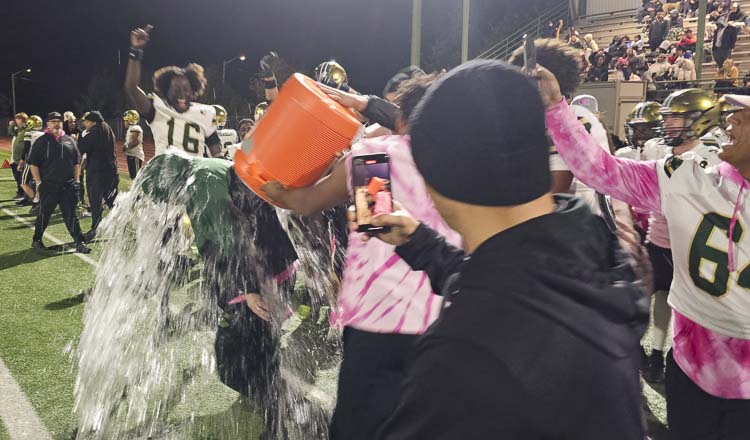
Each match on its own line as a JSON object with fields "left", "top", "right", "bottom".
{"left": 576, "top": 0, "right": 750, "bottom": 81}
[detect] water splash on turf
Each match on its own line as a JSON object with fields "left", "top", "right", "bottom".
{"left": 73, "top": 157, "right": 342, "bottom": 439}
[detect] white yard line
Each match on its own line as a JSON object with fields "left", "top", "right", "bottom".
{"left": 1, "top": 207, "right": 98, "bottom": 267}
{"left": 0, "top": 206, "right": 98, "bottom": 440}
{"left": 0, "top": 358, "right": 53, "bottom": 440}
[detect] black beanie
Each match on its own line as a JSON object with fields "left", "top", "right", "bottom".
{"left": 85, "top": 111, "right": 104, "bottom": 123}
{"left": 408, "top": 60, "right": 550, "bottom": 207}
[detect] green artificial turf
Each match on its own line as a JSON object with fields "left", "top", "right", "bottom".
{"left": 0, "top": 151, "right": 297, "bottom": 439}
{"left": 0, "top": 419, "right": 10, "bottom": 440}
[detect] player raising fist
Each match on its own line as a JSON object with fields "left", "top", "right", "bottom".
{"left": 124, "top": 25, "right": 222, "bottom": 158}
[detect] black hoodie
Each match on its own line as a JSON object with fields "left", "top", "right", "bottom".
{"left": 77, "top": 122, "right": 117, "bottom": 173}
{"left": 379, "top": 195, "right": 649, "bottom": 440}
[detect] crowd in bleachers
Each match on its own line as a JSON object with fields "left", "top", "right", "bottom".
{"left": 569, "top": 0, "right": 750, "bottom": 92}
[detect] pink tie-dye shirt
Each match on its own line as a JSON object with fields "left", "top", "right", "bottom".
{"left": 546, "top": 99, "right": 750, "bottom": 399}
{"left": 336, "top": 135, "right": 462, "bottom": 334}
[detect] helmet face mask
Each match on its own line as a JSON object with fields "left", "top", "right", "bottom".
{"left": 659, "top": 113, "right": 696, "bottom": 147}
{"left": 27, "top": 115, "right": 43, "bottom": 131}
{"left": 626, "top": 121, "right": 660, "bottom": 148}
{"left": 626, "top": 101, "right": 662, "bottom": 148}
{"left": 314, "top": 61, "right": 348, "bottom": 89}
{"left": 254, "top": 102, "right": 269, "bottom": 122}
{"left": 212, "top": 105, "right": 227, "bottom": 128}
{"left": 122, "top": 110, "right": 140, "bottom": 126}
{"left": 658, "top": 89, "right": 720, "bottom": 147}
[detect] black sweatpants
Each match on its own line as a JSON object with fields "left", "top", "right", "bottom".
{"left": 87, "top": 171, "right": 119, "bottom": 232}
{"left": 33, "top": 181, "right": 85, "bottom": 244}
{"left": 126, "top": 156, "right": 143, "bottom": 179}
{"left": 666, "top": 350, "right": 750, "bottom": 440}
{"left": 330, "top": 327, "right": 419, "bottom": 440}
{"left": 10, "top": 163, "right": 22, "bottom": 195}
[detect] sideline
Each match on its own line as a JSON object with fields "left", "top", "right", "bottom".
{"left": 0, "top": 206, "right": 99, "bottom": 440}
{"left": 1, "top": 207, "right": 99, "bottom": 267}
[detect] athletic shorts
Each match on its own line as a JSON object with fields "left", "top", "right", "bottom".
{"left": 20, "top": 163, "right": 34, "bottom": 186}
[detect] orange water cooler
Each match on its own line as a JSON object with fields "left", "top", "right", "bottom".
{"left": 234, "top": 73, "right": 363, "bottom": 205}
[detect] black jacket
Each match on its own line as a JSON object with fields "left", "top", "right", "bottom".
{"left": 77, "top": 122, "right": 117, "bottom": 173}
{"left": 648, "top": 19, "right": 669, "bottom": 43}
{"left": 27, "top": 133, "right": 81, "bottom": 184}
{"left": 713, "top": 24, "right": 739, "bottom": 51}
{"left": 379, "top": 196, "right": 649, "bottom": 440}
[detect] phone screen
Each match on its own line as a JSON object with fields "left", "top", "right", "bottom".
{"left": 352, "top": 153, "right": 392, "bottom": 232}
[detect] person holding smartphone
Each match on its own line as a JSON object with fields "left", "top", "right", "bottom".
{"left": 365, "top": 60, "right": 647, "bottom": 440}
{"left": 262, "top": 74, "right": 463, "bottom": 440}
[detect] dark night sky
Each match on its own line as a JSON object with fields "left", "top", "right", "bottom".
{"left": 0, "top": 0, "right": 527, "bottom": 117}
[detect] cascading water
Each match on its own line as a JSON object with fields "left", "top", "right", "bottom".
{"left": 73, "top": 155, "right": 343, "bottom": 439}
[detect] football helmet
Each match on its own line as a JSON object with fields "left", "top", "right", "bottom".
{"left": 213, "top": 105, "right": 227, "bottom": 128}
{"left": 717, "top": 95, "right": 743, "bottom": 128}
{"left": 122, "top": 109, "right": 140, "bottom": 125}
{"left": 314, "top": 60, "right": 348, "bottom": 89}
{"left": 27, "top": 115, "right": 43, "bottom": 131}
{"left": 625, "top": 101, "right": 662, "bottom": 149}
{"left": 658, "top": 89, "right": 719, "bottom": 147}
{"left": 254, "top": 102, "right": 269, "bottom": 122}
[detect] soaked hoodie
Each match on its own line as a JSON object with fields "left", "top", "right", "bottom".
{"left": 379, "top": 195, "right": 649, "bottom": 440}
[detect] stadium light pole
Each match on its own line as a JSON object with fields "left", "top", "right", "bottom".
{"left": 222, "top": 55, "right": 246, "bottom": 85}
{"left": 461, "top": 0, "right": 470, "bottom": 63}
{"left": 11, "top": 68, "right": 31, "bottom": 117}
{"left": 695, "top": 0, "right": 708, "bottom": 79}
{"left": 411, "top": 0, "right": 422, "bottom": 67}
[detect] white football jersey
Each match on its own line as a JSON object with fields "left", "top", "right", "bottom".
{"left": 701, "top": 127, "right": 729, "bottom": 150}
{"left": 642, "top": 138, "right": 671, "bottom": 161}
{"left": 615, "top": 146, "right": 640, "bottom": 160}
{"left": 658, "top": 155, "right": 750, "bottom": 338}
{"left": 125, "top": 125, "right": 145, "bottom": 161}
{"left": 225, "top": 143, "right": 241, "bottom": 161}
{"left": 24, "top": 130, "right": 44, "bottom": 157}
{"left": 147, "top": 94, "right": 217, "bottom": 157}
{"left": 217, "top": 129, "right": 239, "bottom": 158}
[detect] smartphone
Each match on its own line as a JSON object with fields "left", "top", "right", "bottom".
{"left": 352, "top": 153, "right": 392, "bottom": 233}
{"left": 522, "top": 34, "right": 537, "bottom": 75}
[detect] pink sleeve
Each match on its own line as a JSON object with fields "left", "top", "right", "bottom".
{"left": 545, "top": 100, "right": 663, "bottom": 214}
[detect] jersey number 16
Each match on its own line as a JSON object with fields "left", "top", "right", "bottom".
{"left": 167, "top": 118, "right": 200, "bottom": 154}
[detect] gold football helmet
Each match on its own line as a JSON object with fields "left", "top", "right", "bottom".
{"left": 254, "top": 102, "right": 269, "bottom": 122}
{"left": 213, "top": 105, "right": 227, "bottom": 128}
{"left": 27, "top": 115, "right": 43, "bottom": 131}
{"left": 123, "top": 109, "right": 140, "bottom": 125}
{"left": 717, "top": 95, "right": 743, "bottom": 128}
{"left": 314, "top": 60, "right": 348, "bottom": 89}
{"left": 625, "top": 101, "right": 662, "bottom": 148}
{"left": 659, "top": 89, "right": 719, "bottom": 146}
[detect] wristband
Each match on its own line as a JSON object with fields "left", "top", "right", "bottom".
{"left": 263, "top": 78, "right": 278, "bottom": 89}
{"left": 128, "top": 47, "right": 144, "bottom": 61}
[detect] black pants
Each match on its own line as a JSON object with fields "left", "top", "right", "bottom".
{"left": 666, "top": 350, "right": 750, "bottom": 439}
{"left": 10, "top": 163, "right": 23, "bottom": 195}
{"left": 330, "top": 327, "right": 419, "bottom": 440}
{"left": 646, "top": 242, "right": 674, "bottom": 292}
{"left": 33, "top": 181, "right": 85, "bottom": 244}
{"left": 714, "top": 47, "right": 732, "bottom": 69}
{"left": 87, "top": 171, "right": 119, "bottom": 232}
{"left": 126, "top": 156, "right": 143, "bottom": 179}
{"left": 650, "top": 38, "right": 663, "bottom": 52}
